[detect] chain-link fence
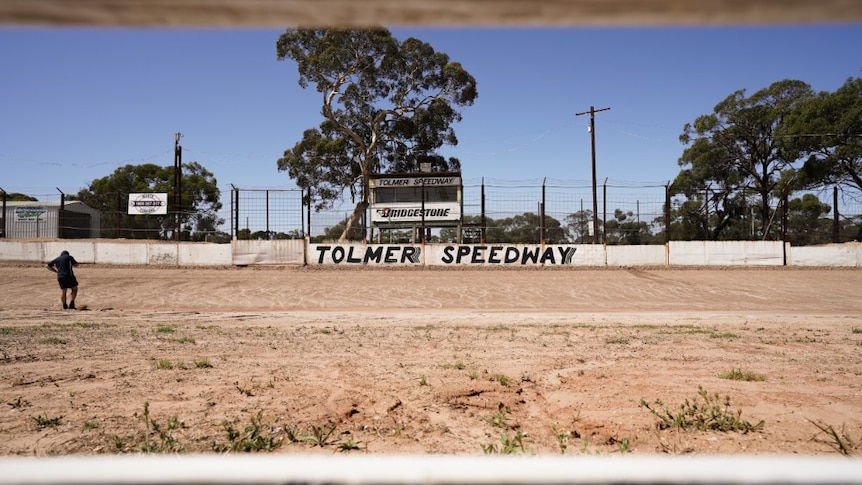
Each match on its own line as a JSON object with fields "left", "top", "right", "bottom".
{"left": 458, "top": 178, "right": 668, "bottom": 244}
{"left": 227, "top": 187, "right": 304, "bottom": 240}
{"left": 3, "top": 182, "right": 861, "bottom": 244}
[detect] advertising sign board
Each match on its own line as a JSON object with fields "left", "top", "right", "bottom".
{"left": 128, "top": 193, "right": 168, "bottom": 215}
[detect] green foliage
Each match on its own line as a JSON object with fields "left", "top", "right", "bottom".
{"left": 310, "top": 216, "right": 365, "bottom": 242}
{"left": 484, "top": 212, "right": 568, "bottom": 244}
{"left": 719, "top": 368, "right": 765, "bottom": 382}
{"left": 299, "top": 422, "right": 338, "bottom": 447}
{"left": 72, "top": 161, "right": 222, "bottom": 241}
{"left": 640, "top": 386, "right": 765, "bottom": 433}
{"left": 337, "top": 437, "right": 362, "bottom": 452}
{"left": 552, "top": 423, "right": 569, "bottom": 454}
{"left": 487, "top": 405, "right": 510, "bottom": 428}
{"left": 675, "top": 79, "right": 815, "bottom": 240}
{"left": 216, "top": 412, "right": 283, "bottom": 453}
{"left": 669, "top": 75, "right": 862, "bottom": 243}
{"left": 7, "top": 397, "right": 30, "bottom": 409}
{"left": 785, "top": 193, "right": 834, "bottom": 246}
{"left": 481, "top": 431, "right": 529, "bottom": 454}
{"left": 2, "top": 192, "right": 38, "bottom": 201}
{"left": 613, "top": 436, "right": 631, "bottom": 454}
{"left": 276, "top": 27, "right": 477, "bottom": 241}
{"left": 141, "top": 402, "right": 184, "bottom": 453}
{"left": 491, "top": 373, "right": 511, "bottom": 387}
{"left": 237, "top": 228, "right": 305, "bottom": 241}
{"left": 790, "top": 77, "right": 862, "bottom": 195}
{"left": 603, "top": 209, "right": 660, "bottom": 245}
{"left": 32, "top": 415, "right": 62, "bottom": 429}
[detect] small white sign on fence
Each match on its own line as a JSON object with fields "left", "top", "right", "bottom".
{"left": 128, "top": 193, "right": 168, "bottom": 215}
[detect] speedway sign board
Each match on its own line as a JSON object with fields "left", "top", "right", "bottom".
{"left": 128, "top": 193, "right": 168, "bottom": 215}
{"left": 372, "top": 175, "right": 461, "bottom": 187}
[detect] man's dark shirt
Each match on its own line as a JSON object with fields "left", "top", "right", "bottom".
{"left": 48, "top": 253, "right": 78, "bottom": 280}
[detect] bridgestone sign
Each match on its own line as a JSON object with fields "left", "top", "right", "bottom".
{"left": 371, "top": 203, "right": 461, "bottom": 223}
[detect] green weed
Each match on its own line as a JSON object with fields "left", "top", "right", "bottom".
{"left": 194, "top": 358, "right": 213, "bottom": 368}
{"left": 235, "top": 382, "right": 254, "bottom": 397}
{"left": 300, "top": 422, "right": 338, "bottom": 447}
{"left": 552, "top": 424, "right": 569, "bottom": 454}
{"left": 808, "top": 419, "right": 856, "bottom": 456}
{"left": 113, "top": 436, "right": 126, "bottom": 450}
{"left": 216, "top": 412, "right": 283, "bottom": 452}
{"left": 481, "top": 431, "right": 529, "bottom": 454}
{"left": 141, "top": 401, "right": 184, "bottom": 453}
{"left": 640, "top": 386, "right": 764, "bottom": 433}
{"left": 156, "top": 325, "right": 175, "bottom": 334}
{"left": 41, "top": 337, "right": 66, "bottom": 345}
{"left": 32, "top": 415, "right": 62, "bottom": 429}
{"left": 491, "top": 373, "right": 511, "bottom": 387}
{"left": 174, "top": 336, "right": 196, "bottom": 344}
{"left": 7, "top": 397, "right": 30, "bottom": 409}
{"left": 487, "top": 405, "right": 509, "bottom": 428}
{"left": 612, "top": 436, "right": 631, "bottom": 454}
{"left": 156, "top": 359, "right": 173, "bottom": 370}
{"left": 337, "top": 437, "right": 362, "bottom": 452}
{"left": 720, "top": 368, "right": 765, "bottom": 382}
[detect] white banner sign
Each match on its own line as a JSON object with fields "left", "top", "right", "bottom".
{"left": 370, "top": 202, "right": 461, "bottom": 223}
{"left": 373, "top": 176, "right": 461, "bottom": 187}
{"left": 14, "top": 207, "right": 46, "bottom": 222}
{"left": 128, "top": 193, "right": 168, "bottom": 215}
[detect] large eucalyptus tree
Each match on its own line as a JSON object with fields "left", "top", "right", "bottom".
{"left": 675, "top": 79, "right": 814, "bottom": 238}
{"left": 276, "top": 28, "right": 477, "bottom": 242}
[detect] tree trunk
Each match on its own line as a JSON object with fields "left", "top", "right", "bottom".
{"left": 760, "top": 190, "right": 771, "bottom": 238}
{"left": 338, "top": 200, "right": 368, "bottom": 243}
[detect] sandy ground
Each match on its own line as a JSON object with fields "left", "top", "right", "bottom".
{"left": 0, "top": 263, "right": 861, "bottom": 456}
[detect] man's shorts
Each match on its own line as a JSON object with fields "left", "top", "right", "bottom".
{"left": 58, "top": 276, "right": 78, "bottom": 289}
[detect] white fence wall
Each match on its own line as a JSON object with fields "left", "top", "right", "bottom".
{"left": 789, "top": 244, "right": 862, "bottom": 267}
{"left": 669, "top": 241, "right": 787, "bottom": 266}
{"left": 1, "top": 240, "right": 860, "bottom": 267}
{"left": 232, "top": 239, "right": 305, "bottom": 266}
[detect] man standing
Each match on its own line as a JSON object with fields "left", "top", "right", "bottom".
{"left": 47, "top": 250, "right": 79, "bottom": 310}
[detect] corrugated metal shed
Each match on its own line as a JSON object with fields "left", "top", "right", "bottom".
{"left": 2, "top": 201, "right": 100, "bottom": 239}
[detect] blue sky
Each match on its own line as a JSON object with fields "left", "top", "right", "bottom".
{"left": 1, "top": 25, "right": 861, "bottom": 202}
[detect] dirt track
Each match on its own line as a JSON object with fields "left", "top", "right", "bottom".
{"left": 1, "top": 264, "right": 860, "bottom": 455}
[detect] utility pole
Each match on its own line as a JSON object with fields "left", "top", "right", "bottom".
{"left": 575, "top": 105, "right": 610, "bottom": 244}
{"left": 173, "top": 132, "right": 183, "bottom": 241}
